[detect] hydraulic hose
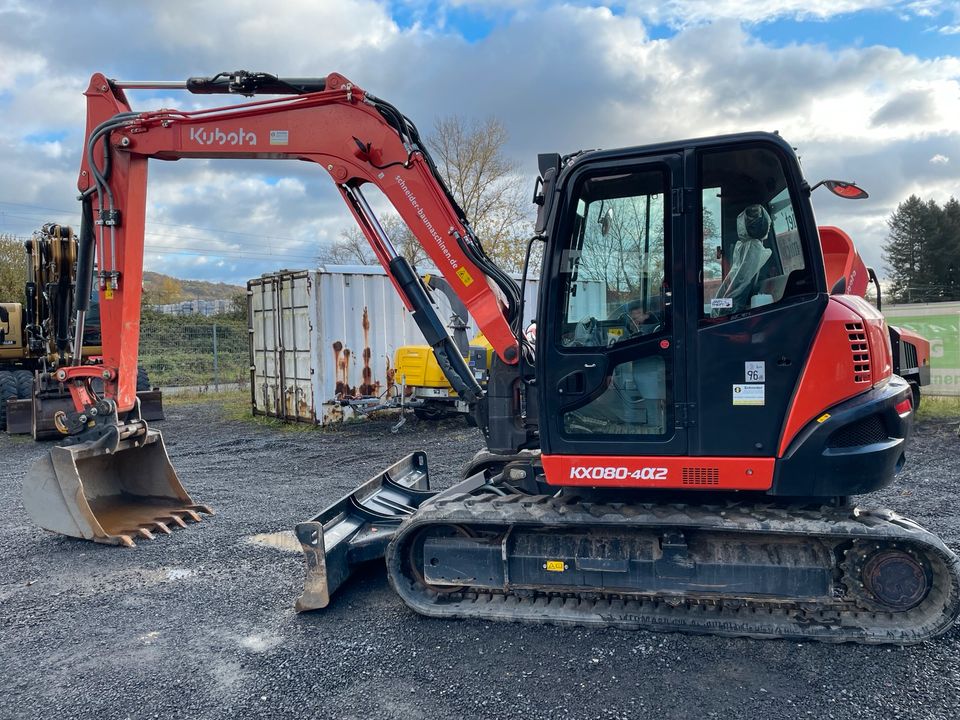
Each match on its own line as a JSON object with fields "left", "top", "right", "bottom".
{"left": 388, "top": 255, "right": 482, "bottom": 403}
{"left": 72, "top": 198, "right": 96, "bottom": 364}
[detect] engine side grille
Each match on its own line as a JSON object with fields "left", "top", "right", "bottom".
{"left": 826, "top": 414, "right": 888, "bottom": 448}
{"left": 845, "top": 322, "right": 871, "bottom": 384}
{"left": 902, "top": 341, "right": 919, "bottom": 370}
{"left": 682, "top": 467, "right": 719, "bottom": 486}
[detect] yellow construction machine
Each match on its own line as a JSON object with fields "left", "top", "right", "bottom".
{"left": 1, "top": 223, "right": 163, "bottom": 439}
{"left": 393, "top": 274, "right": 492, "bottom": 421}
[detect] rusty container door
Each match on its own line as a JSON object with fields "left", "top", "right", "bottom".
{"left": 248, "top": 270, "right": 317, "bottom": 423}
{"left": 314, "top": 265, "right": 424, "bottom": 424}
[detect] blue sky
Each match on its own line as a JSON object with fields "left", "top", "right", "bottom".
{"left": 392, "top": 1, "right": 960, "bottom": 57}
{"left": 0, "top": 0, "right": 958, "bottom": 284}
{"left": 760, "top": 10, "right": 960, "bottom": 58}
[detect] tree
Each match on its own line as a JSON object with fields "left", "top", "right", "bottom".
{"left": 156, "top": 276, "right": 183, "bottom": 304}
{"left": 883, "top": 195, "right": 960, "bottom": 302}
{"left": 318, "top": 215, "right": 427, "bottom": 267}
{"left": 883, "top": 196, "right": 938, "bottom": 302}
{"left": 143, "top": 275, "right": 184, "bottom": 306}
{"left": 0, "top": 235, "right": 27, "bottom": 303}
{"left": 318, "top": 226, "right": 375, "bottom": 266}
{"left": 427, "top": 116, "right": 534, "bottom": 274}
{"left": 932, "top": 197, "right": 960, "bottom": 299}
{"left": 320, "top": 115, "right": 536, "bottom": 276}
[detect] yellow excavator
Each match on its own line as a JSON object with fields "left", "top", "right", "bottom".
{"left": 0, "top": 223, "right": 162, "bottom": 439}
{"left": 393, "top": 273, "right": 492, "bottom": 421}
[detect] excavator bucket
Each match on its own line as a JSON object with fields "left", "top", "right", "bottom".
{"left": 22, "top": 429, "right": 211, "bottom": 546}
{"left": 294, "top": 452, "right": 437, "bottom": 612}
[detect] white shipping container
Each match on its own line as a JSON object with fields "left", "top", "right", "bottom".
{"left": 248, "top": 266, "right": 552, "bottom": 424}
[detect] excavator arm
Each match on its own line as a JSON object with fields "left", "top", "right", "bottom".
{"left": 70, "top": 70, "right": 521, "bottom": 422}
{"left": 22, "top": 71, "right": 525, "bottom": 548}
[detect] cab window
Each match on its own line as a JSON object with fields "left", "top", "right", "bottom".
{"left": 558, "top": 168, "right": 669, "bottom": 347}
{"left": 700, "top": 147, "right": 814, "bottom": 319}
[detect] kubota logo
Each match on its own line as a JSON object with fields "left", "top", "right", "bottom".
{"left": 189, "top": 127, "right": 257, "bottom": 146}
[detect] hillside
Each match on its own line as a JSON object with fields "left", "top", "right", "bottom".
{"left": 142, "top": 271, "right": 244, "bottom": 303}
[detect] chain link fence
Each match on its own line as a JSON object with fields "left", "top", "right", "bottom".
{"left": 139, "top": 313, "right": 249, "bottom": 391}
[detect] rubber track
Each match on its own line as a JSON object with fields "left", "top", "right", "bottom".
{"left": 386, "top": 493, "right": 960, "bottom": 644}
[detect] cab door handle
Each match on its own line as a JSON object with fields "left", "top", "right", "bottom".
{"left": 557, "top": 370, "right": 586, "bottom": 396}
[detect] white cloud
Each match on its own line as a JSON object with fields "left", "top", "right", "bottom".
{"left": 151, "top": 0, "right": 401, "bottom": 63}
{"left": 0, "top": 1, "right": 958, "bottom": 285}
{"left": 0, "top": 43, "right": 47, "bottom": 91}
{"left": 906, "top": 0, "right": 945, "bottom": 17}
{"left": 628, "top": 0, "right": 893, "bottom": 25}
{"left": 37, "top": 141, "right": 64, "bottom": 159}
{"left": 930, "top": 153, "right": 950, "bottom": 163}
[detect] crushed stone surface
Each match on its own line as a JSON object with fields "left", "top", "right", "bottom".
{"left": 1, "top": 402, "right": 958, "bottom": 720}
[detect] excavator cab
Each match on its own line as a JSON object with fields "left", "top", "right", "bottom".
{"left": 537, "top": 136, "right": 826, "bottom": 470}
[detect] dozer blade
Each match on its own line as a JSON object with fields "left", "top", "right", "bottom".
{"left": 22, "top": 429, "right": 212, "bottom": 547}
{"left": 137, "top": 389, "right": 164, "bottom": 423}
{"left": 294, "top": 451, "right": 437, "bottom": 612}
{"left": 5, "top": 398, "right": 32, "bottom": 435}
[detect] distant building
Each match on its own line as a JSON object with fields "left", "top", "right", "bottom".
{"left": 150, "top": 298, "right": 235, "bottom": 316}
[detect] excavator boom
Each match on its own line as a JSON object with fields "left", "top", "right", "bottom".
{"left": 23, "top": 71, "right": 523, "bottom": 546}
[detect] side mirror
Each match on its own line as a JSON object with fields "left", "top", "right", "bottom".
{"left": 600, "top": 207, "right": 614, "bottom": 237}
{"left": 810, "top": 179, "right": 869, "bottom": 199}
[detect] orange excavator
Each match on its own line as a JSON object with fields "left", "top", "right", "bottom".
{"left": 23, "top": 71, "right": 959, "bottom": 643}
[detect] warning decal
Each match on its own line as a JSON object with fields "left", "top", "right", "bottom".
{"left": 733, "top": 384, "right": 765, "bottom": 406}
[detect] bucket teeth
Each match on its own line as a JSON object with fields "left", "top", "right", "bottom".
{"left": 165, "top": 515, "right": 188, "bottom": 529}
{"left": 109, "top": 513, "right": 208, "bottom": 546}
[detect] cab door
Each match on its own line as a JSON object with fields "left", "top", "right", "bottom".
{"left": 538, "top": 154, "right": 687, "bottom": 458}
{"left": 688, "top": 141, "right": 827, "bottom": 458}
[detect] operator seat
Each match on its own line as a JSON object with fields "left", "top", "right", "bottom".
{"left": 711, "top": 204, "right": 773, "bottom": 316}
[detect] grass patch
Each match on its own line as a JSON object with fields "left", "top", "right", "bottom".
{"left": 917, "top": 394, "right": 960, "bottom": 421}
{"left": 165, "top": 388, "right": 322, "bottom": 432}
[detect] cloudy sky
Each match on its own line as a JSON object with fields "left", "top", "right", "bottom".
{"left": 0, "top": 0, "right": 958, "bottom": 285}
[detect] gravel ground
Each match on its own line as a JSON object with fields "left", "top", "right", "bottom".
{"left": 2, "top": 401, "right": 959, "bottom": 720}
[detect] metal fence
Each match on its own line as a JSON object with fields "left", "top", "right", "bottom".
{"left": 139, "top": 319, "right": 249, "bottom": 390}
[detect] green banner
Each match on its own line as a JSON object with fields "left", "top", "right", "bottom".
{"left": 884, "top": 303, "right": 960, "bottom": 396}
